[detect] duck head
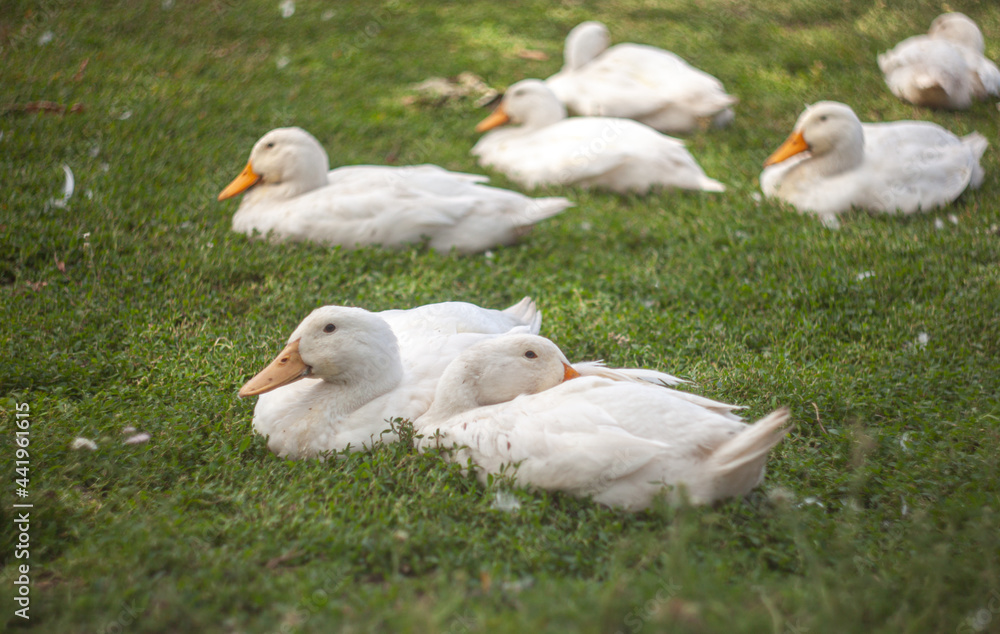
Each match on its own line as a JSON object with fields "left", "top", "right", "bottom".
{"left": 240, "top": 306, "right": 402, "bottom": 398}
{"left": 218, "top": 127, "right": 331, "bottom": 201}
{"left": 564, "top": 21, "right": 611, "bottom": 70}
{"left": 427, "top": 334, "right": 580, "bottom": 419}
{"left": 475, "top": 79, "right": 568, "bottom": 132}
{"left": 764, "top": 101, "right": 864, "bottom": 169}
{"left": 928, "top": 12, "right": 985, "bottom": 54}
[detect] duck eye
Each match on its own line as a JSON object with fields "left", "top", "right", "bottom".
{"left": 323, "top": 323, "right": 336, "bottom": 333}
{"left": 524, "top": 350, "right": 537, "bottom": 359}
{"left": 818, "top": 115, "right": 828, "bottom": 122}
{"left": 265, "top": 142, "right": 275, "bottom": 149}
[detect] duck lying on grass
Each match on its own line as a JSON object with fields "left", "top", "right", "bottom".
{"left": 239, "top": 299, "right": 730, "bottom": 460}
{"left": 472, "top": 79, "right": 726, "bottom": 194}
{"left": 878, "top": 12, "right": 1000, "bottom": 110}
{"left": 545, "top": 20, "right": 737, "bottom": 134}
{"left": 218, "top": 127, "right": 572, "bottom": 254}
{"left": 761, "top": 101, "right": 987, "bottom": 222}
{"left": 416, "top": 335, "right": 790, "bottom": 511}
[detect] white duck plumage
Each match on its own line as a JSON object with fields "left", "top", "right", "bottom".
{"left": 878, "top": 12, "right": 1000, "bottom": 110}
{"left": 416, "top": 335, "right": 789, "bottom": 510}
{"left": 218, "top": 127, "right": 572, "bottom": 254}
{"left": 545, "top": 21, "right": 737, "bottom": 135}
{"left": 760, "top": 101, "right": 987, "bottom": 220}
{"left": 472, "top": 79, "right": 726, "bottom": 194}
{"left": 240, "top": 299, "right": 706, "bottom": 459}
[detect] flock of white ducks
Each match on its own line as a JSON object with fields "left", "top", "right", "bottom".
{"left": 228, "top": 13, "right": 996, "bottom": 509}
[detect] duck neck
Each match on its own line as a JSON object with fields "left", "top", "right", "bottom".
{"left": 809, "top": 129, "right": 865, "bottom": 177}
{"left": 417, "top": 362, "right": 481, "bottom": 427}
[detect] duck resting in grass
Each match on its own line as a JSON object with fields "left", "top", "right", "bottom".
{"left": 545, "top": 20, "right": 737, "bottom": 134}
{"left": 218, "top": 127, "right": 572, "bottom": 254}
{"left": 415, "top": 334, "right": 790, "bottom": 511}
{"left": 760, "top": 101, "right": 987, "bottom": 222}
{"left": 472, "top": 79, "right": 726, "bottom": 194}
{"left": 239, "top": 299, "right": 735, "bottom": 460}
{"left": 878, "top": 12, "right": 1000, "bottom": 110}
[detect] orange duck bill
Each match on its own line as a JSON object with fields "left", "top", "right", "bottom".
{"left": 475, "top": 105, "right": 510, "bottom": 133}
{"left": 239, "top": 339, "right": 311, "bottom": 397}
{"left": 763, "top": 130, "right": 810, "bottom": 167}
{"left": 562, "top": 363, "right": 581, "bottom": 381}
{"left": 218, "top": 161, "right": 261, "bottom": 201}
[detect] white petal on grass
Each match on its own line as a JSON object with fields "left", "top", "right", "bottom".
{"left": 124, "top": 432, "right": 152, "bottom": 445}
{"left": 321, "top": 9, "right": 335, "bottom": 21}
{"left": 916, "top": 332, "right": 929, "bottom": 348}
{"left": 122, "top": 426, "right": 137, "bottom": 435}
{"left": 798, "top": 496, "right": 825, "bottom": 508}
{"left": 71, "top": 437, "right": 98, "bottom": 451}
{"left": 279, "top": 0, "right": 295, "bottom": 18}
{"left": 491, "top": 490, "right": 521, "bottom": 512}
{"left": 161, "top": 0, "right": 175, "bottom": 8}
{"left": 50, "top": 165, "right": 75, "bottom": 208}
{"left": 750, "top": 192, "right": 762, "bottom": 202}
{"left": 276, "top": 55, "right": 291, "bottom": 70}
{"left": 856, "top": 270, "right": 875, "bottom": 281}
{"left": 898, "top": 431, "right": 913, "bottom": 452}
{"left": 38, "top": 31, "right": 54, "bottom": 45}
{"left": 948, "top": 214, "right": 959, "bottom": 225}
{"left": 934, "top": 218, "right": 945, "bottom": 230}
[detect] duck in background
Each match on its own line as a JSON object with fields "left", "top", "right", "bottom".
{"left": 761, "top": 101, "right": 987, "bottom": 224}
{"left": 472, "top": 79, "right": 726, "bottom": 194}
{"left": 416, "top": 335, "right": 790, "bottom": 511}
{"left": 218, "top": 127, "right": 572, "bottom": 254}
{"left": 878, "top": 12, "right": 1000, "bottom": 110}
{"left": 545, "top": 21, "right": 737, "bottom": 135}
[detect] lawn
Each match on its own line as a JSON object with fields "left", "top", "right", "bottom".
{"left": 2, "top": 0, "right": 999, "bottom": 632}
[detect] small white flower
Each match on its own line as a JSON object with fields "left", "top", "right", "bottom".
{"left": 321, "top": 9, "right": 335, "bottom": 21}
{"left": 279, "top": 0, "right": 295, "bottom": 18}
{"left": 856, "top": 270, "right": 875, "bottom": 281}
{"left": 71, "top": 437, "right": 98, "bottom": 451}
{"left": 276, "top": 55, "right": 291, "bottom": 70}
{"left": 161, "top": 0, "right": 175, "bottom": 8}
{"left": 483, "top": 250, "right": 494, "bottom": 259}
{"left": 38, "top": 31, "right": 54, "bottom": 45}
{"left": 948, "top": 214, "right": 959, "bottom": 225}
{"left": 934, "top": 218, "right": 944, "bottom": 230}
{"left": 122, "top": 426, "right": 137, "bottom": 434}
{"left": 750, "top": 192, "right": 763, "bottom": 202}
{"left": 916, "top": 332, "right": 929, "bottom": 348}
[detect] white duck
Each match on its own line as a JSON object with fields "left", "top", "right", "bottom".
{"left": 878, "top": 12, "right": 1000, "bottom": 110}
{"left": 472, "top": 79, "right": 726, "bottom": 194}
{"left": 218, "top": 127, "right": 572, "bottom": 254}
{"left": 239, "top": 299, "right": 704, "bottom": 459}
{"left": 239, "top": 298, "right": 542, "bottom": 458}
{"left": 760, "top": 101, "right": 987, "bottom": 220}
{"left": 416, "top": 335, "right": 790, "bottom": 510}
{"left": 545, "top": 21, "right": 737, "bottom": 135}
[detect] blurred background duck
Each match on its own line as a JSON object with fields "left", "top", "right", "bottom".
{"left": 545, "top": 21, "right": 737, "bottom": 135}
{"left": 878, "top": 12, "right": 1000, "bottom": 110}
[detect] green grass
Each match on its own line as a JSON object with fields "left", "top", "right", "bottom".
{"left": 2, "top": 0, "right": 1000, "bottom": 631}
